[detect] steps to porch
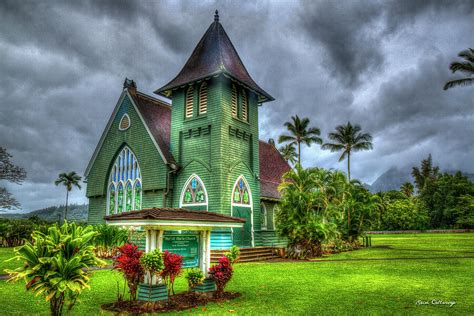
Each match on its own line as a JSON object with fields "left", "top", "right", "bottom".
{"left": 211, "top": 246, "right": 284, "bottom": 263}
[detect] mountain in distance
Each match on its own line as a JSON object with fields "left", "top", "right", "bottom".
{"left": 0, "top": 203, "right": 88, "bottom": 222}
{"left": 368, "top": 167, "right": 474, "bottom": 193}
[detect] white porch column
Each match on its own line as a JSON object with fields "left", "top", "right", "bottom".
{"left": 145, "top": 228, "right": 151, "bottom": 253}
{"left": 150, "top": 230, "right": 157, "bottom": 251}
{"left": 157, "top": 230, "right": 164, "bottom": 250}
{"left": 205, "top": 230, "right": 211, "bottom": 277}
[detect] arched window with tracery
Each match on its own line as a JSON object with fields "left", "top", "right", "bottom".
{"left": 107, "top": 146, "right": 142, "bottom": 215}
{"left": 180, "top": 174, "right": 208, "bottom": 211}
{"left": 232, "top": 176, "right": 251, "bottom": 205}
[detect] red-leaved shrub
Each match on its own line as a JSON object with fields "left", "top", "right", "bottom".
{"left": 208, "top": 256, "right": 233, "bottom": 298}
{"left": 114, "top": 243, "right": 144, "bottom": 300}
{"left": 160, "top": 251, "right": 183, "bottom": 295}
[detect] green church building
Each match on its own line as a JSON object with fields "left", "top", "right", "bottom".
{"left": 85, "top": 12, "right": 290, "bottom": 251}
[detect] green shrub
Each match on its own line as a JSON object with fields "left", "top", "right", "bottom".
{"left": 185, "top": 269, "right": 205, "bottom": 290}
{"left": 7, "top": 221, "right": 104, "bottom": 316}
{"left": 92, "top": 224, "right": 129, "bottom": 258}
{"left": 140, "top": 248, "right": 164, "bottom": 286}
{"left": 224, "top": 245, "right": 240, "bottom": 264}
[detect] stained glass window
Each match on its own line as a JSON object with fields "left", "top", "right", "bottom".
{"left": 261, "top": 203, "right": 267, "bottom": 230}
{"left": 134, "top": 180, "right": 142, "bottom": 210}
{"left": 117, "top": 182, "right": 124, "bottom": 214}
{"left": 182, "top": 175, "right": 207, "bottom": 205}
{"left": 233, "top": 177, "right": 250, "bottom": 205}
{"left": 107, "top": 146, "right": 142, "bottom": 214}
{"left": 108, "top": 183, "right": 116, "bottom": 214}
{"left": 126, "top": 181, "right": 133, "bottom": 212}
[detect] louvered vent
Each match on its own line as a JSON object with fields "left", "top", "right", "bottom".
{"left": 231, "top": 84, "right": 238, "bottom": 118}
{"left": 119, "top": 114, "right": 130, "bottom": 130}
{"left": 185, "top": 86, "right": 194, "bottom": 118}
{"left": 241, "top": 90, "right": 248, "bottom": 121}
{"left": 199, "top": 82, "right": 208, "bottom": 114}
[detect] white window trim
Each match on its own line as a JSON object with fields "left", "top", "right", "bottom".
{"left": 230, "top": 175, "right": 254, "bottom": 247}
{"left": 118, "top": 113, "right": 131, "bottom": 131}
{"left": 179, "top": 173, "right": 208, "bottom": 209}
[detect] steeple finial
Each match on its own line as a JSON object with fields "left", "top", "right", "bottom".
{"left": 214, "top": 10, "right": 219, "bottom": 22}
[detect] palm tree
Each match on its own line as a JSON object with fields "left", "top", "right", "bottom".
{"left": 443, "top": 48, "right": 474, "bottom": 90}
{"left": 279, "top": 144, "right": 298, "bottom": 166}
{"left": 322, "top": 122, "right": 373, "bottom": 180}
{"left": 278, "top": 115, "right": 322, "bottom": 165}
{"left": 55, "top": 172, "right": 82, "bottom": 221}
{"left": 400, "top": 182, "right": 414, "bottom": 197}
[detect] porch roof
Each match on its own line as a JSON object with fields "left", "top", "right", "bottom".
{"left": 104, "top": 208, "right": 245, "bottom": 230}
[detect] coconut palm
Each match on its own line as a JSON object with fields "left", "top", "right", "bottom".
{"left": 322, "top": 122, "right": 373, "bottom": 180}
{"left": 279, "top": 144, "right": 298, "bottom": 165}
{"left": 54, "top": 172, "right": 82, "bottom": 222}
{"left": 400, "top": 182, "right": 414, "bottom": 197}
{"left": 443, "top": 48, "right": 474, "bottom": 90}
{"left": 278, "top": 115, "right": 322, "bottom": 165}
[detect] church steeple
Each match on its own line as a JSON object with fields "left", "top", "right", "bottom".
{"left": 155, "top": 11, "right": 273, "bottom": 103}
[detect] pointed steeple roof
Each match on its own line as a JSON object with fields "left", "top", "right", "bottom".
{"left": 155, "top": 11, "right": 274, "bottom": 103}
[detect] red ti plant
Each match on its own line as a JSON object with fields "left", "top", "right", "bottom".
{"left": 208, "top": 256, "right": 233, "bottom": 298}
{"left": 114, "top": 243, "right": 144, "bottom": 300}
{"left": 160, "top": 251, "right": 183, "bottom": 295}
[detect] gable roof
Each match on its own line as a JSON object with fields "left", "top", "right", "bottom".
{"left": 84, "top": 88, "right": 173, "bottom": 178}
{"left": 129, "top": 91, "right": 173, "bottom": 163}
{"left": 155, "top": 13, "right": 273, "bottom": 103}
{"left": 259, "top": 141, "right": 292, "bottom": 200}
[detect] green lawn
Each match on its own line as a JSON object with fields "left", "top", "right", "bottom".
{"left": 0, "top": 233, "right": 472, "bottom": 315}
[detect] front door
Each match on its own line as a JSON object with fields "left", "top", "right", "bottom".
{"left": 232, "top": 206, "right": 252, "bottom": 247}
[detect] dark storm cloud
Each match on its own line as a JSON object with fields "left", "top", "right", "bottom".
{"left": 0, "top": 0, "right": 473, "bottom": 211}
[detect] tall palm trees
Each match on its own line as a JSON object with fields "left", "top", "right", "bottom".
{"left": 322, "top": 122, "right": 373, "bottom": 180}
{"left": 443, "top": 48, "right": 474, "bottom": 90}
{"left": 278, "top": 115, "right": 322, "bottom": 165}
{"left": 279, "top": 144, "right": 298, "bottom": 166}
{"left": 55, "top": 171, "right": 82, "bottom": 221}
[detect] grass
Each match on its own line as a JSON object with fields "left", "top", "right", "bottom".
{"left": 0, "top": 233, "right": 473, "bottom": 315}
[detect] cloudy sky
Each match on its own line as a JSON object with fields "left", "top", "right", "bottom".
{"left": 1, "top": 0, "right": 473, "bottom": 211}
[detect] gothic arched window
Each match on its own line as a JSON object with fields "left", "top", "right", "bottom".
{"left": 232, "top": 176, "right": 251, "bottom": 205}
{"left": 181, "top": 174, "right": 207, "bottom": 207}
{"left": 241, "top": 89, "right": 248, "bottom": 122}
{"left": 107, "top": 146, "right": 142, "bottom": 214}
{"left": 185, "top": 85, "right": 194, "bottom": 118}
{"left": 231, "top": 84, "right": 238, "bottom": 118}
{"left": 199, "top": 82, "right": 208, "bottom": 115}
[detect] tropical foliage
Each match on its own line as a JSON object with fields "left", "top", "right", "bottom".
{"left": 0, "top": 217, "right": 49, "bottom": 247}
{"left": 279, "top": 144, "right": 298, "bottom": 166}
{"left": 443, "top": 48, "right": 474, "bottom": 90}
{"left": 7, "top": 222, "right": 104, "bottom": 316}
{"left": 185, "top": 269, "right": 205, "bottom": 290}
{"left": 208, "top": 256, "right": 233, "bottom": 298}
{"left": 140, "top": 249, "right": 164, "bottom": 289}
{"left": 224, "top": 245, "right": 240, "bottom": 264}
{"left": 322, "top": 122, "right": 373, "bottom": 180}
{"left": 92, "top": 224, "right": 129, "bottom": 258}
{"left": 278, "top": 115, "right": 322, "bottom": 165}
{"left": 54, "top": 172, "right": 82, "bottom": 222}
{"left": 161, "top": 251, "right": 183, "bottom": 296}
{"left": 114, "top": 243, "right": 144, "bottom": 301}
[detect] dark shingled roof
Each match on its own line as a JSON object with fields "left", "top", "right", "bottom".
{"left": 105, "top": 208, "right": 246, "bottom": 223}
{"left": 129, "top": 90, "right": 174, "bottom": 163}
{"left": 259, "top": 141, "right": 292, "bottom": 199}
{"left": 155, "top": 15, "right": 273, "bottom": 103}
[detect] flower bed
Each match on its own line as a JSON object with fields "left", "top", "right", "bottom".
{"left": 101, "top": 291, "right": 241, "bottom": 314}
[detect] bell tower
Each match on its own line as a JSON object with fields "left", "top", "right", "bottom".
{"left": 155, "top": 11, "right": 273, "bottom": 247}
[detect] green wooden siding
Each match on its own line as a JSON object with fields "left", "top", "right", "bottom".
{"left": 86, "top": 93, "right": 168, "bottom": 223}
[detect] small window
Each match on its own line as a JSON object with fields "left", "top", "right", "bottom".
{"left": 232, "top": 177, "right": 251, "bottom": 205}
{"left": 199, "top": 82, "right": 208, "bottom": 115}
{"left": 241, "top": 90, "right": 248, "bottom": 122}
{"left": 261, "top": 203, "right": 267, "bottom": 230}
{"left": 231, "top": 84, "right": 238, "bottom": 118}
{"left": 185, "top": 86, "right": 194, "bottom": 118}
{"left": 119, "top": 114, "right": 130, "bottom": 130}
